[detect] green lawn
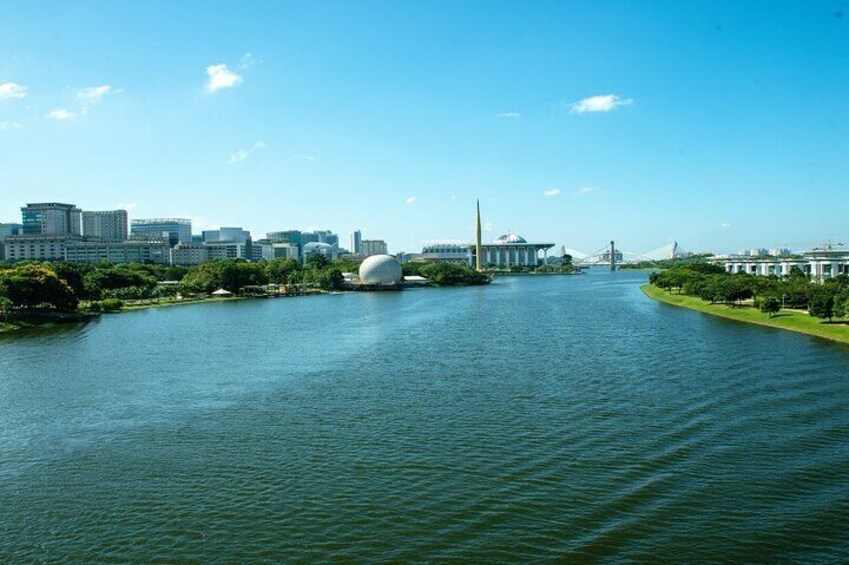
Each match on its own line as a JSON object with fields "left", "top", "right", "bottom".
{"left": 641, "top": 284, "right": 849, "bottom": 345}
{"left": 118, "top": 295, "right": 245, "bottom": 312}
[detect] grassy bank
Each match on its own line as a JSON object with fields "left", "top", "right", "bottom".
{"left": 641, "top": 284, "right": 849, "bottom": 345}
{"left": 118, "top": 295, "right": 247, "bottom": 312}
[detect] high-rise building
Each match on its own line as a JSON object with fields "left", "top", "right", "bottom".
{"left": 21, "top": 203, "right": 82, "bottom": 235}
{"left": 349, "top": 230, "right": 362, "bottom": 255}
{"left": 0, "top": 223, "right": 23, "bottom": 261}
{"left": 82, "top": 210, "right": 129, "bottom": 242}
{"left": 313, "top": 230, "right": 339, "bottom": 248}
{"left": 131, "top": 218, "right": 192, "bottom": 246}
{"left": 361, "top": 239, "right": 388, "bottom": 256}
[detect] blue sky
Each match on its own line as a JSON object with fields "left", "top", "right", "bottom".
{"left": 1, "top": 0, "right": 848, "bottom": 255}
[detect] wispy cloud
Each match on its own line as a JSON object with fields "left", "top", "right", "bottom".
{"left": 291, "top": 153, "right": 316, "bottom": 162}
{"left": 483, "top": 222, "right": 493, "bottom": 232}
{"left": 228, "top": 141, "right": 265, "bottom": 164}
{"left": 116, "top": 202, "right": 138, "bottom": 211}
{"left": 405, "top": 196, "right": 416, "bottom": 205}
{"left": 0, "top": 121, "right": 22, "bottom": 130}
{"left": 0, "top": 82, "right": 27, "bottom": 101}
{"left": 574, "top": 187, "right": 596, "bottom": 195}
{"left": 496, "top": 112, "right": 521, "bottom": 119}
{"left": 45, "top": 85, "right": 121, "bottom": 122}
{"left": 46, "top": 108, "right": 77, "bottom": 120}
{"left": 239, "top": 52, "right": 258, "bottom": 69}
{"left": 543, "top": 188, "right": 561, "bottom": 197}
{"left": 78, "top": 85, "right": 120, "bottom": 104}
{"left": 206, "top": 64, "right": 242, "bottom": 92}
{"left": 570, "top": 94, "right": 633, "bottom": 114}
{"left": 721, "top": 221, "right": 732, "bottom": 228}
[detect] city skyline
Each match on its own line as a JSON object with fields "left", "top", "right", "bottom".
{"left": 2, "top": 2, "right": 848, "bottom": 254}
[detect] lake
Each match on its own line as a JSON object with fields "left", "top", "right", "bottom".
{"left": 2, "top": 270, "right": 849, "bottom": 563}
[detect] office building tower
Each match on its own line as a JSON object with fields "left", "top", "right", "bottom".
{"left": 82, "top": 210, "right": 129, "bottom": 242}
{"left": 21, "top": 203, "right": 82, "bottom": 235}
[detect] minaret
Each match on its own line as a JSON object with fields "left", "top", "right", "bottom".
{"left": 475, "top": 199, "right": 483, "bottom": 271}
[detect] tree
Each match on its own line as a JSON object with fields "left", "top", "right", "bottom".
{"left": 84, "top": 266, "right": 157, "bottom": 299}
{"left": 760, "top": 296, "right": 781, "bottom": 318}
{"left": 0, "top": 264, "right": 78, "bottom": 311}
{"left": 834, "top": 288, "right": 849, "bottom": 320}
{"left": 180, "top": 260, "right": 268, "bottom": 294}
{"left": 305, "top": 253, "right": 331, "bottom": 269}
{"left": 809, "top": 290, "right": 835, "bottom": 322}
{"left": 265, "top": 258, "right": 303, "bottom": 284}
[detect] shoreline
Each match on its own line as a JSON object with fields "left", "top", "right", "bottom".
{"left": 641, "top": 284, "right": 849, "bottom": 345}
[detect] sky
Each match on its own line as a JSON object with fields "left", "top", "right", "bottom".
{"left": 1, "top": 0, "right": 848, "bottom": 255}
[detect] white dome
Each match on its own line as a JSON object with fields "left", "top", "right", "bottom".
{"left": 494, "top": 233, "right": 527, "bottom": 244}
{"left": 359, "top": 254, "right": 403, "bottom": 285}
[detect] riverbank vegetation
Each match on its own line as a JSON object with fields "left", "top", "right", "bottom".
{"left": 0, "top": 256, "right": 352, "bottom": 329}
{"left": 644, "top": 263, "right": 849, "bottom": 343}
{"left": 621, "top": 254, "right": 716, "bottom": 271}
{"left": 403, "top": 262, "right": 490, "bottom": 286}
{"left": 642, "top": 284, "right": 849, "bottom": 345}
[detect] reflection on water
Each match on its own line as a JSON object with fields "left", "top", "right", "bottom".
{"left": 1, "top": 270, "right": 849, "bottom": 563}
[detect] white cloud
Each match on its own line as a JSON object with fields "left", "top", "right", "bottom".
{"left": 0, "top": 121, "right": 22, "bottom": 130}
{"left": 291, "top": 153, "right": 316, "bottom": 161}
{"left": 721, "top": 222, "right": 732, "bottom": 228}
{"left": 574, "top": 187, "right": 596, "bottom": 195}
{"left": 543, "top": 188, "right": 561, "bottom": 197}
{"left": 116, "top": 202, "right": 138, "bottom": 211}
{"left": 571, "top": 94, "right": 633, "bottom": 113}
{"left": 497, "top": 112, "right": 521, "bottom": 119}
{"left": 240, "top": 52, "right": 257, "bottom": 69}
{"left": 483, "top": 222, "right": 493, "bottom": 232}
{"left": 77, "top": 85, "right": 120, "bottom": 104}
{"left": 0, "top": 82, "right": 27, "bottom": 101}
{"left": 46, "top": 108, "right": 77, "bottom": 120}
{"left": 206, "top": 64, "right": 242, "bottom": 92}
{"left": 405, "top": 196, "right": 416, "bottom": 205}
{"left": 228, "top": 141, "right": 265, "bottom": 164}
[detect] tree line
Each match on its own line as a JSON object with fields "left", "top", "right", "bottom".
{"left": 0, "top": 255, "right": 349, "bottom": 313}
{"left": 650, "top": 263, "right": 849, "bottom": 322}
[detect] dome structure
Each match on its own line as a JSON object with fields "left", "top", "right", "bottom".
{"left": 493, "top": 233, "right": 527, "bottom": 244}
{"left": 303, "top": 242, "right": 334, "bottom": 253}
{"left": 359, "top": 254, "right": 403, "bottom": 285}
{"left": 302, "top": 241, "right": 337, "bottom": 262}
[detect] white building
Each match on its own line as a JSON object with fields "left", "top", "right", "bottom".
{"left": 65, "top": 240, "right": 170, "bottom": 265}
{"left": 717, "top": 246, "right": 849, "bottom": 283}
{"left": 262, "top": 242, "right": 300, "bottom": 261}
{"left": 170, "top": 243, "right": 210, "bottom": 266}
{"left": 3, "top": 234, "right": 81, "bottom": 262}
{"left": 470, "top": 233, "right": 554, "bottom": 268}
{"left": 410, "top": 241, "right": 471, "bottom": 264}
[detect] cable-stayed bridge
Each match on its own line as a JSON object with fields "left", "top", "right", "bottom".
{"left": 568, "top": 241, "right": 681, "bottom": 268}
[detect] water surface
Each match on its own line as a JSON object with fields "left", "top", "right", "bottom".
{"left": 2, "top": 270, "right": 849, "bottom": 563}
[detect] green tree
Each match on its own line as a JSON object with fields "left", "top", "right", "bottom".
{"left": 760, "top": 296, "right": 781, "bottom": 318}
{"left": 265, "top": 258, "right": 303, "bottom": 284}
{"left": 305, "top": 253, "right": 331, "bottom": 269}
{"left": 809, "top": 290, "right": 836, "bottom": 322}
{"left": 0, "top": 264, "right": 78, "bottom": 311}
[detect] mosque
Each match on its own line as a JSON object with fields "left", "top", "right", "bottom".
{"left": 470, "top": 201, "right": 554, "bottom": 269}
